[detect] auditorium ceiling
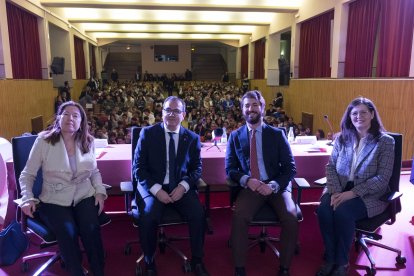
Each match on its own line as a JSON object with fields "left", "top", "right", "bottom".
{"left": 40, "top": 0, "right": 300, "bottom": 46}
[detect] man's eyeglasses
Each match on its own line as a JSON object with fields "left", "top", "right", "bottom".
{"left": 163, "top": 108, "right": 183, "bottom": 115}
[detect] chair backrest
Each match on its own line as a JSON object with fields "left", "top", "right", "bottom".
{"left": 31, "top": 115, "right": 44, "bottom": 134}
{"left": 130, "top": 127, "right": 142, "bottom": 194}
{"left": 277, "top": 127, "right": 287, "bottom": 137}
{"left": 11, "top": 135, "right": 43, "bottom": 198}
{"left": 0, "top": 153, "right": 7, "bottom": 223}
{"left": 386, "top": 132, "right": 403, "bottom": 214}
{"left": 0, "top": 137, "right": 13, "bottom": 161}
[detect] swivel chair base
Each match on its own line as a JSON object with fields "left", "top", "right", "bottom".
{"left": 356, "top": 233, "right": 406, "bottom": 275}
{"left": 248, "top": 226, "right": 281, "bottom": 257}
{"left": 133, "top": 228, "right": 192, "bottom": 276}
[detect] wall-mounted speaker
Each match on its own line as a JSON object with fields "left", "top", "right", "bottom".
{"left": 51, "top": 57, "right": 65, "bottom": 74}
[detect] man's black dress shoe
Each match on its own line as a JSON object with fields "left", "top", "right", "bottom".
{"left": 192, "top": 262, "right": 209, "bottom": 276}
{"left": 316, "top": 262, "right": 335, "bottom": 276}
{"left": 278, "top": 266, "right": 290, "bottom": 276}
{"left": 144, "top": 262, "right": 157, "bottom": 276}
{"left": 235, "top": 267, "right": 246, "bottom": 276}
{"left": 144, "top": 268, "right": 157, "bottom": 276}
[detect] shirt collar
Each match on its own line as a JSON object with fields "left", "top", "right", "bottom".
{"left": 164, "top": 124, "right": 180, "bottom": 135}
{"left": 247, "top": 123, "right": 264, "bottom": 133}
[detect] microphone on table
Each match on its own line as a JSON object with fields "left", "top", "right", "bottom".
{"left": 323, "top": 115, "right": 335, "bottom": 146}
{"left": 207, "top": 128, "right": 224, "bottom": 151}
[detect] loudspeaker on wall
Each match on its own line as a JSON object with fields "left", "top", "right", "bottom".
{"left": 51, "top": 57, "right": 65, "bottom": 74}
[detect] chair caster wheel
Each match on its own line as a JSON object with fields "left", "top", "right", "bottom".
{"left": 21, "top": 262, "right": 29, "bottom": 272}
{"left": 396, "top": 255, "right": 406, "bottom": 264}
{"left": 124, "top": 245, "right": 131, "bottom": 255}
{"left": 135, "top": 265, "right": 143, "bottom": 276}
{"left": 183, "top": 261, "right": 192, "bottom": 273}
{"left": 159, "top": 243, "right": 166, "bottom": 254}
{"left": 259, "top": 243, "right": 266, "bottom": 253}
{"left": 365, "top": 267, "right": 376, "bottom": 275}
{"left": 294, "top": 244, "right": 300, "bottom": 255}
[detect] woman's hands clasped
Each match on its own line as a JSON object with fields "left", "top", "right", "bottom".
{"left": 330, "top": 191, "right": 357, "bottom": 210}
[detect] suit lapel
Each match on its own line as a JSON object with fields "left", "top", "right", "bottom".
{"left": 355, "top": 136, "right": 376, "bottom": 169}
{"left": 239, "top": 125, "right": 250, "bottom": 159}
{"left": 261, "top": 125, "right": 271, "bottom": 166}
{"left": 159, "top": 124, "right": 168, "bottom": 171}
{"left": 176, "top": 127, "right": 188, "bottom": 166}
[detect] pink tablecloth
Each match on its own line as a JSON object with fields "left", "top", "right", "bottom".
{"left": 3, "top": 142, "right": 331, "bottom": 225}
{"left": 95, "top": 142, "right": 332, "bottom": 186}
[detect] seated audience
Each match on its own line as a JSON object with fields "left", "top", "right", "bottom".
{"left": 315, "top": 129, "right": 326, "bottom": 140}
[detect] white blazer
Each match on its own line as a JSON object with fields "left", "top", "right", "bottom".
{"left": 19, "top": 136, "right": 107, "bottom": 207}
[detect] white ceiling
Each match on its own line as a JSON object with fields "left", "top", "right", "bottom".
{"left": 40, "top": 0, "right": 300, "bottom": 46}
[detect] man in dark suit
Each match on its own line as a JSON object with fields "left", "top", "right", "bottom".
{"left": 225, "top": 90, "right": 297, "bottom": 276}
{"left": 133, "top": 96, "right": 209, "bottom": 276}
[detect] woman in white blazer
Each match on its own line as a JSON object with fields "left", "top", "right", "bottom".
{"left": 316, "top": 97, "right": 395, "bottom": 276}
{"left": 20, "top": 101, "right": 107, "bottom": 276}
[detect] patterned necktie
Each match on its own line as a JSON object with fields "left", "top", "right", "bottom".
{"left": 250, "top": 129, "right": 260, "bottom": 179}
{"left": 168, "top": 132, "right": 176, "bottom": 190}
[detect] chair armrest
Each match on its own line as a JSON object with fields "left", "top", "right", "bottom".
{"left": 197, "top": 178, "right": 207, "bottom": 188}
{"left": 226, "top": 177, "right": 238, "bottom": 188}
{"left": 292, "top": 178, "right": 311, "bottom": 205}
{"left": 120, "top": 181, "right": 133, "bottom": 193}
{"left": 381, "top": 191, "right": 403, "bottom": 202}
{"left": 293, "top": 178, "right": 311, "bottom": 189}
{"left": 13, "top": 198, "right": 23, "bottom": 205}
{"left": 102, "top": 183, "right": 112, "bottom": 190}
{"left": 314, "top": 177, "right": 327, "bottom": 186}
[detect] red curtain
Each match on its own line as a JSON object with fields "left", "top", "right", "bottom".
{"left": 254, "top": 39, "right": 265, "bottom": 79}
{"left": 74, "top": 36, "right": 86, "bottom": 79}
{"left": 299, "top": 10, "right": 334, "bottom": 78}
{"left": 6, "top": 2, "right": 42, "bottom": 79}
{"left": 377, "top": 0, "right": 414, "bottom": 77}
{"left": 240, "top": 45, "right": 249, "bottom": 78}
{"left": 344, "top": 0, "right": 381, "bottom": 77}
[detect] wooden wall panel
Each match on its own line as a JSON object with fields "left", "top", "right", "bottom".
{"left": 283, "top": 79, "right": 414, "bottom": 160}
{"left": 1, "top": 78, "right": 413, "bottom": 160}
{"left": 72, "top": 80, "right": 88, "bottom": 101}
{"left": 0, "top": 80, "right": 57, "bottom": 140}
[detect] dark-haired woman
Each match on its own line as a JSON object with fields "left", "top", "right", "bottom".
{"left": 316, "top": 97, "right": 395, "bottom": 276}
{"left": 19, "top": 101, "right": 107, "bottom": 275}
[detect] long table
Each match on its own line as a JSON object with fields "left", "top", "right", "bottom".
{"left": 3, "top": 141, "right": 331, "bottom": 226}
{"left": 96, "top": 141, "right": 332, "bottom": 187}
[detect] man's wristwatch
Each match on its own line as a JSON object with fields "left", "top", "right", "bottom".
{"left": 269, "top": 183, "right": 279, "bottom": 193}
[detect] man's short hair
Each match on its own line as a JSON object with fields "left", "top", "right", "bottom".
{"left": 240, "top": 90, "right": 266, "bottom": 109}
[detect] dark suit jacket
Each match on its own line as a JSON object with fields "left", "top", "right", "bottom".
{"left": 225, "top": 123, "right": 296, "bottom": 192}
{"left": 133, "top": 123, "right": 202, "bottom": 196}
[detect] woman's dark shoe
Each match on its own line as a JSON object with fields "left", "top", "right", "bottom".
{"left": 316, "top": 262, "right": 335, "bottom": 276}
{"left": 330, "top": 264, "right": 349, "bottom": 276}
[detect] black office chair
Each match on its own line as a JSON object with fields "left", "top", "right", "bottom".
{"left": 354, "top": 133, "right": 406, "bottom": 275}
{"left": 228, "top": 177, "right": 309, "bottom": 256}
{"left": 312, "top": 132, "right": 406, "bottom": 275}
{"left": 227, "top": 126, "right": 307, "bottom": 257}
{"left": 12, "top": 135, "right": 111, "bottom": 276}
{"left": 120, "top": 126, "right": 209, "bottom": 275}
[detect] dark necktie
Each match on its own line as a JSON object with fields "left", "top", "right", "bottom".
{"left": 250, "top": 129, "right": 260, "bottom": 179}
{"left": 168, "top": 132, "right": 176, "bottom": 190}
